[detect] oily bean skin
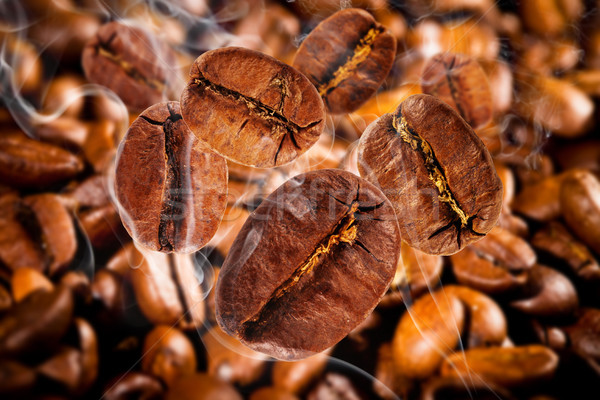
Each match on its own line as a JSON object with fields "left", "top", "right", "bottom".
{"left": 421, "top": 53, "right": 493, "bottom": 129}
{"left": 216, "top": 169, "right": 401, "bottom": 360}
{"left": 560, "top": 170, "right": 600, "bottom": 255}
{"left": 82, "top": 21, "right": 176, "bottom": 112}
{"left": 292, "top": 8, "right": 396, "bottom": 114}
{"left": 181, "top": 47, "right": 325, "bottom": 168}
{"left": 358, "top": 94, "right": 502, "bottom": 255}
{"left": 115, "top": 101, "right": 227, "bottom": 253}
{"left": 0, "top": 132, "right": 84, "bottom": 189}
{"left": 440, "top": 345, "right": 559, "bottom": 388}
{"left": 166, "top": 373, "right": 243, "bottom": 400}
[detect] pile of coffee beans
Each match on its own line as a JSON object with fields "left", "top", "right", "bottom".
{"left": 1, "top": 0, "right": 599, "bottom": 399}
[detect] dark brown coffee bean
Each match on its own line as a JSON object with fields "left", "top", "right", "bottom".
{"left": 272, "top": 351, "right": 329, "bottom": 394}
{"left": 292, "top": 8, "right": 396, "bottom": 114}
{"left": 115, "top": 101, "right": 227, "bottom": 253}
{"left": 0, "top": 193, "right": 77, "bottom": 277}
{"left": 37, "top": 346, "right": 83, "bottom": 393}
{"left": 358, "top": 94, "right": 502, "bottom": 255}
{"left": 511, "top": 265, "right": 579, "bottom": 318}
{"left": 72, "top": 318, "right": 98, "bottom": 394}
{"left": 130, "top": 250, "right": 205, "bottom": 329}
{"left": 0, "top": 132, "right": 84, "bottom": 189}
{"left": 421, "top": 53, "right": 492, "bottom": 129}
{"left": 560, "top": 170, "right": 600, "bottom": 255}
{"left": 373, "top": 342, "right": 413, "bottom": 400}
{"left": 103, "top": 372, "right": 164, "bottom": 400}
{"left": 0, "top": 360, "right": 37, "bottom": 396}
{"left": 142, "top": 325, "right": 196, "bottom": 387}
{"left": 0, "top": 284, "right": 11, "bottom": 314}
{"left": 532, "top": 222, "right": 600, "bottom": 281}
{"left": 392, "top": 289, "right": 465, "bottom": 379}
{"left": 307, "top": 372, "right": 368, "bottom": 400}
{"left": 202, "top": 326, "right": 267, "bottom": 386}
{"left": 450, "top": 227, "right": 534, "bottom": 294}
{"left": 250, "top": 387, "right": 300, "bottom": 400}
{"left": 440, "top": 345, "right": 559, "bottom": 388}
{"left": 82, "top": 21, "right": 176, "bottom": 112}
{"left": 165, "top": 373, "right": 243, "bottom": 400}
{"left": 216, "top": 169, "right": 400, "bottom": 360}
{"left": 180, "top": 46, "right": 325, "bottom": 168}
{"left": 443, "top": 285, "right": 507, "bottom": 348}
{"left": 78, "top": 204, "right": 125, "bottom": 250}
{"left": 564, "top": 308, "right": 600, "bottom": 373}
{"left": 0, "top": 285, "right": 73, "bottom": 357}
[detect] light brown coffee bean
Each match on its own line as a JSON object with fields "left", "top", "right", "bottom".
{"left": 520, "top": 0, "right": 583, "bottom": 36}
{"left": 181, "top": 47, "right": 325, "bottom": 168}
{"left": 292, "top": 8, "right": 396, "bottom": 114}
{"left": 443, "top": 285, "right": 507, "bottom": 348}
{"left": 440, "top": 345, "right": 559, "bottom": 388}
{"left": 11, "top": 267, "right": 54, "bottom": 302}
{"left": 272, "top": 351, "right": 330, "bottom": 394}
{"left": 250, "top": 387, "right": 300, "bottom": 400}
{"left": 392, "top": 290, "right": 465, "bottom": 379}
{"left": 358, "top": 94, "right": 503, "bottom": 255}
{"left": 421, "top": 53, "right": 492, "bottom": 129}
{"left": 142, "top": 325, "right": 197, "bottom": 387}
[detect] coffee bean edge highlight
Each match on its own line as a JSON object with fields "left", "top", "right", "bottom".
{"left": 293, "top": 8, "right": 397, "bottom": 114}
{"left": 215, "top": 169, "right": 401, "bottom": 360}
{"left": 115, "top": 101, "right": 228, "bottom": 254}
{"left": 357, "top": 94, "right": 503, "bottom": 255}
{"left": 181, "top": 47, "right": 326, "bottom": 168}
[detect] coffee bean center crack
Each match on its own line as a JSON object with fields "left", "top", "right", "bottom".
{"left": 140, "top": 104, "right": 186, "bottom": 252}
{"left": 96, "top": 38, "right": 166, "bottom": 92}
{"left": 317, "top": 26, "right": 383, "bottom": 97}
{"left": 193, "top": 73, "right": 321, "bottom": 164}
{"left": 442, "top": 56, "right": 468, "bottom": 120}
{"left": 392, "top": 113, "right": 484, "bottom": 247}
{"left": 239, "top": 201, "right": 361, "bottom": 336}
{"left": 16, "top": 202, "right": 52, "bottom": 269}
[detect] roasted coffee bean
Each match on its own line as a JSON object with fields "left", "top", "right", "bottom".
{"left": 392, "top": 289, "right": 465, "bottom": 379}
{"left": 0, "top": 285, "right": 73, "bottom": 357}
{"left": 102, "top": 372, "right": 164, "bottom": 400}
{"left": 142, "top": 325, "right": 197, "bottom": 386}
{"left": 564, "top": 308, "right": 600, "bottom": 372}
{"left": 292, "top": 8, "right": 396, "bottom": 114}
{"left": 82, "top": 21, "right": 176, "bottom": 111}
{"left": 373, "top": 342, "right": 413, "bottom": 400}
{"left": 272, "top": 351, "right": 329, "bottom": 394}
{"left": 532, "top": 222, "right": 600, "bottom": 281}
{"left": 450, "top": 227, "right": 534, "bottom": 294}
{"left": 37, "top": 346, "right": 83, "bottom": 393}
{"left": 250, "top": 387, "right": 300, "bottom": 400}
{"left": 514, "top": 72, "right": 594, "bottom": 138}
{"left": 307, "top": 372, "right": 368, "bottom": 400}
{"left": 421, "top": 53, "right": 492, "bottom": 129}
{"left": 479, "top": 59, "right": 513, "bottom": 116}
{"left": 440, "top": 345, "right": 559, "bottom": 388}
{"left": 11, "top": 267, "right": 53, "bottom": 302}
{"left": 41, "top": 74, "right": 86, "bottom": 118}
{"left": 511, "top": 265, "right": 579, "bottom": 318}
{"left": 0, "top": 284, "right": 11, "bottom": 314}
{"left": 115, "top": 101, "right": 227, "bottom": 253}
{"left": 202, "top": 326, "right": 267, "bottom": 386}
{"left": 72, "top": 318, "right": 98, "bottom": 394}
{"left": 0, "top": 360, "right": 37, "bottom": 396}
{"left": 560, "top": 170, "right": 600, "bottom": 255}
{"left": 420, "top": 376, "right": 516, "bottom": 400}
{"left": 358, "top": 94, "right": 502, "bottom": 255}
{"left": 520, "top": 0, "right": 583, "bottom": 36}
{"left": 216, "top": 169, "right": 401, "bottom": 360}
{"left": 443, "top": 285, "right": 507, "bottom": 348}
{"left": 130, "top": 250, "right": 205, "bottom": 329}
{"left": 165, "top": 373, "right": 243, "bottom": 400}
{"left": 0, "top": 132, "right": 84, "bottom": 189}
{"left": 0, "top": 193, "right": 77, "bottom": 277}
{"left": 180, "top": 47, "right": 325, "bottom": 168}
{"left": 34, "top": 117, "right": 89, "bottom": 148}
